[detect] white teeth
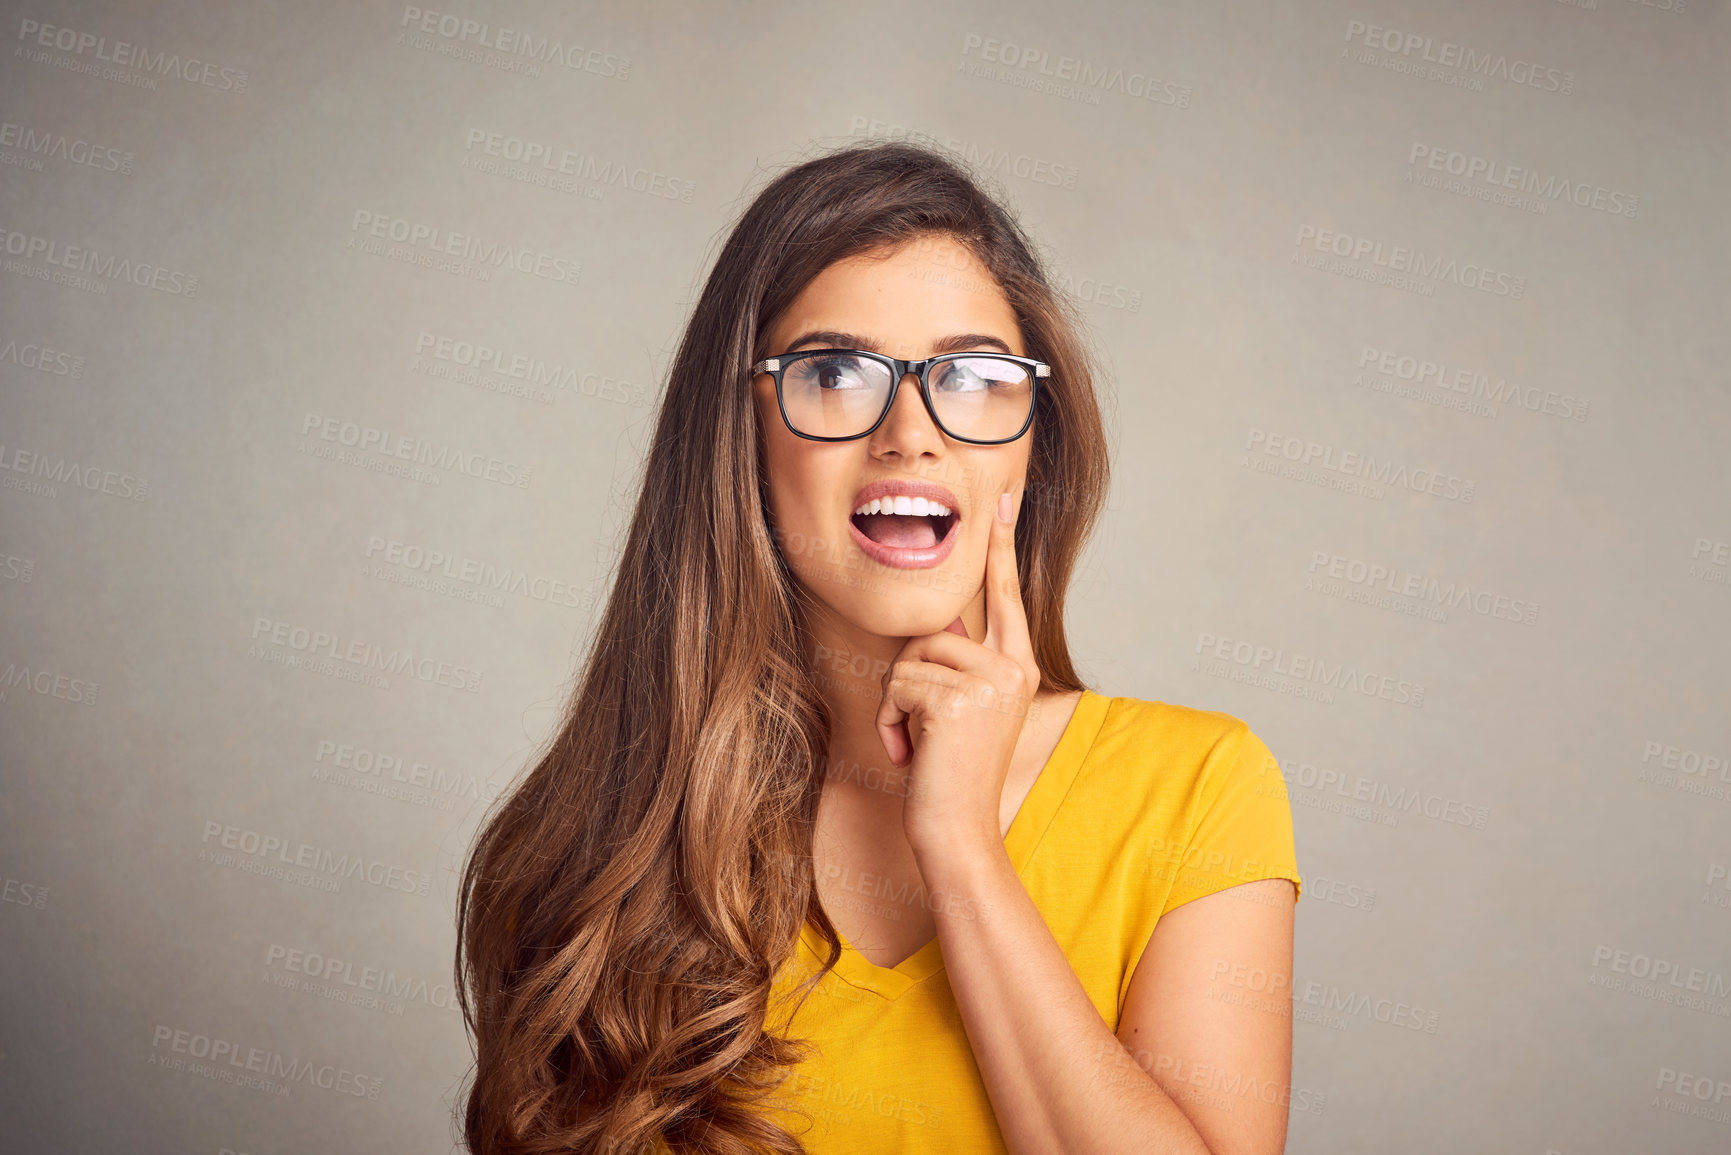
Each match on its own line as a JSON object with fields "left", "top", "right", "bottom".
{"left": 851, "top": 495, "right": 954, "bottom": 518}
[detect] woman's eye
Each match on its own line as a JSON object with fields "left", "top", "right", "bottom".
{"left": 799, "top": 356, "right": 870, "bottom": 389}
{"left": 935, "top": 362, "right": 989, "bottom": 392}
{"left": 937, "top": 369, "right": 972, "bottom": 391}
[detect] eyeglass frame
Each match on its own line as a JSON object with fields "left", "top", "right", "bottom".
{"left": 749, "top": 348, "right": 1049, "bottom": 445}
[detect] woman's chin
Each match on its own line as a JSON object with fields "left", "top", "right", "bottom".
{"left": 791, "top": 559, "right": 978, "bottom": 639}
{"left": 841, "top": 596, "right": 972, "bottom": 641}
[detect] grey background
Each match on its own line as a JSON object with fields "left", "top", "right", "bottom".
{"left": 2, "top": 0, "right": 1728, "bottom": 1152}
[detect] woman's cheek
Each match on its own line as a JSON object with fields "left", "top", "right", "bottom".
{"left": 774, "top": 508, "right": 834, "bottom": 575}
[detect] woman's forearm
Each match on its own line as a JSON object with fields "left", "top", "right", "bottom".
{"left": 914, "top": 839, "right": 1215, "bottom": 1155}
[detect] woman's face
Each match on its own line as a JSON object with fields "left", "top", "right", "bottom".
{"left": 753, "top": 232, "right": 1033, "bottom": 640}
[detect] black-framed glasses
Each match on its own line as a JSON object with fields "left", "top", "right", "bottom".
{"left": 750, "top": 348, "right": 1048, "bottom": 444}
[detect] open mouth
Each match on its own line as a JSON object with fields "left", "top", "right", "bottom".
{"left": 849, "top": 509, "right": 959, "bottom": 551}
{"left": 845, "top": 485, "right": 963, "bottom": 569}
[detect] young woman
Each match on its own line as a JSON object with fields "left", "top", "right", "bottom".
{"left": 456, "top": 141, "right": 1302, "bottom": 1155}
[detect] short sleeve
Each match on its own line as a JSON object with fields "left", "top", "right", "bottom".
{"left": 1159, "top": 723, "right": 1302, "bottom": 915}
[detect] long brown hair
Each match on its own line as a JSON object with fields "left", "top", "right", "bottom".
{"left": 455, "top": 139, "right": 1112, "bottom": 1154}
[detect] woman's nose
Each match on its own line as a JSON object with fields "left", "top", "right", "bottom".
{"left": 868, "top": 371, "right": 944, "bottom": 457}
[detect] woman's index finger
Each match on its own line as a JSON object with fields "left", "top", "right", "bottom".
{"left": 982, "top": 490, "right": 1036, "bottom": 665}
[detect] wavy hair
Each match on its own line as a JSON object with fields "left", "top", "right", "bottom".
{"left": 455, "top": 138, "right": 1112, "bottom": 1154}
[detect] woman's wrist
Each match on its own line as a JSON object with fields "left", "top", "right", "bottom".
{"left": 907, "top": 820, "right": 1008, "bottom": 878}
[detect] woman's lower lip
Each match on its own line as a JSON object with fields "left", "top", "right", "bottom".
{"left": 847, "top": 516, "right": 960, "bottom": 569}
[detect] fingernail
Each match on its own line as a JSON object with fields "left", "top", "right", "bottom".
{"left": 998, "top": 493, "right": 1012, "bottom": 523}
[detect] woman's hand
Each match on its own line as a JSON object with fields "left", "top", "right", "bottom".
{"left": 875, "top": 490, "right": 1043, "bottom": 861}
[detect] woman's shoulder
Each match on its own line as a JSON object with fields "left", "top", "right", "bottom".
{"left": 1075, "top": 689, "right": 1283, "bottom": 805}
{"left": 1084, "top": 690, "right": 1266, "bottom": 762}
{"left": 1076, "top": 690, "right": 1299, "bottom": 902}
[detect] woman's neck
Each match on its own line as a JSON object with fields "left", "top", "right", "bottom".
{"left": 803, "top": 597, "right": 985, "bottom": 805}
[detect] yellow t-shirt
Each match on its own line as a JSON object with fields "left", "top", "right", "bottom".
{"left": 757, "top": 689, "right": 1302, "bottom": 1153}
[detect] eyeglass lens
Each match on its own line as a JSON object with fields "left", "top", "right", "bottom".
{"left": 779, "top": 352, "right": 1034, "bottom": 441}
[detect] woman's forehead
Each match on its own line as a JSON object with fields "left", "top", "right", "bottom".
{"left": 769, "top": 242, "right": 1021, "bottom": 356}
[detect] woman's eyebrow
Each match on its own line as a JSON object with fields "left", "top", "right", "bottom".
{"left": 784, "top": 330, "right": 1015, "bottom": 356}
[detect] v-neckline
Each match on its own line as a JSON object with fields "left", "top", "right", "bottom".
{"left": 797, "top": 689, "right": 1113, "bottom": 1000}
